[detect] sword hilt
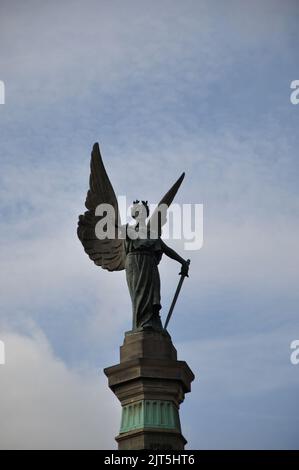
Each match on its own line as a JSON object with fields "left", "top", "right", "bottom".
{"left": 179, "top": 258, "right": 190, "bottom": 277}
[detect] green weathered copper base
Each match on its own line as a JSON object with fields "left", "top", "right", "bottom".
{"left": 120, "top": 400, "right": 180, "bottom": 434}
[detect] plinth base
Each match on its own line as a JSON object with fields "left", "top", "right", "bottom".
{"left": 104, "top": 329, "right": 194, "bottom": 450}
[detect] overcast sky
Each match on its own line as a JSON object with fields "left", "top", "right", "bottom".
{"left": 0, "top": 0, "right": 298, "bottom": 449}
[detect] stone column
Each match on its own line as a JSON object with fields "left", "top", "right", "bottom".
{"left": 104, "top": 329, "right": 194, "bottom": 450}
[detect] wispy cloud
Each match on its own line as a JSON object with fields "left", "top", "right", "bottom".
{"left": 0, "top": 328, "right": 119, "bottom": 449}
{"left": 0, "top": 0, "right": 298, "bottom": 450}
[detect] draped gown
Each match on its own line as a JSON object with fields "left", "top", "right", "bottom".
{"left": 125, "top": 229, "right": 163, "bottom": 330}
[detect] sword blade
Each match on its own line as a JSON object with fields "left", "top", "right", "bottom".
{"left": 164, "top": 274, "right": 185, "bottom": 330}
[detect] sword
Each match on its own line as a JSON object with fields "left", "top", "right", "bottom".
{"left": 164, "top": 259, "right": 190, "bottom": 330}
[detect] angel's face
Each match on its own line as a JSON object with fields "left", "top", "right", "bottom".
{"left": 131, "top": 202, "right": 148, "bottom": 222}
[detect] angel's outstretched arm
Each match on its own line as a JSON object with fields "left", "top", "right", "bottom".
{"left": 160, "top": 240, "right": 189, "bottom": 276}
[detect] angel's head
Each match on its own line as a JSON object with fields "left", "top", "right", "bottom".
{"left": 131, "top": 200, "right": 150, "bottom": 222}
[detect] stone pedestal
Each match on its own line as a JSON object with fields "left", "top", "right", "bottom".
{"left": 104, "top": 329, "right": 194, "bottom": 450}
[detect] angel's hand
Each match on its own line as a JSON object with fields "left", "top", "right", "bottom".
{"left": 179, "top": 259, "right": 190, "bottom": 277}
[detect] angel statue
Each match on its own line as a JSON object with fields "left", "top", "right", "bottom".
{"left": 77, "top": 143, "right": 190, "bottom": 331}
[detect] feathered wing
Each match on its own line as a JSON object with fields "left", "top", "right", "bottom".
{"left": 147, "top": 172, "right": 185, "bottom": 237}
{"left": 77, "top": 143, "right": 125, "bottom": 271}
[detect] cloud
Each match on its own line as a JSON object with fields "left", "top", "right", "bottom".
{"left": 0, "top": 0, "right": 298, "bottom": 450}
{"left": 0, "top": 328, "right": 119, "bottom": 449}
{"left": 2, "top": 0, "right": 296, "bottom": 111}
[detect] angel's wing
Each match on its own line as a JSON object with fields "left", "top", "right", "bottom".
{"left": 147, "top": 172, "right": 185, "bottom": 237}
{"left": 77, "top": 143, "right": 125, "bottom": 271}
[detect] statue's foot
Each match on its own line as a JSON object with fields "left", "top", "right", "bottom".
{"left": 139, "top": 315, "right": 163, "bottom": 332}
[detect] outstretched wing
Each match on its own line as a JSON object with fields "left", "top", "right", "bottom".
{"left": 147, "top": 172, "right": 185, "bottom": 237}
{"left": 77, "top": 143, "right": 125, "bottom": 271}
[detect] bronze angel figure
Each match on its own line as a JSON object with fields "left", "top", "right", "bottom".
{"left": 77, "top": 143, "right": 189, "bottom": 331}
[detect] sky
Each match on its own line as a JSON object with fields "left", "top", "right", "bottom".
{"left": 0, "top": 0, "right": 299, "bottom": 449}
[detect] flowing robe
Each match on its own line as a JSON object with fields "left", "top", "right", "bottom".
{"left": 125, "top": 231, "right": 163, "bottom": 330}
